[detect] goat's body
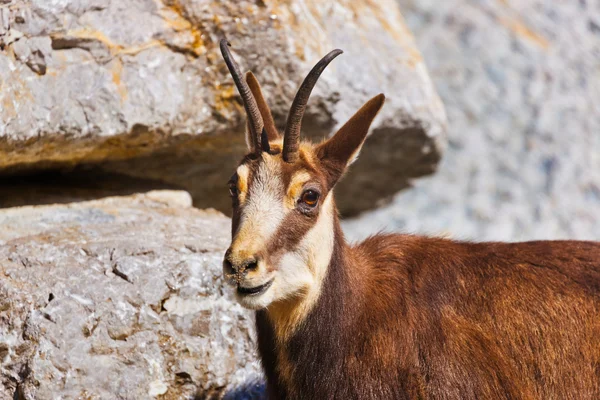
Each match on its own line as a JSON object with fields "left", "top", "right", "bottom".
{"left": 257, "top": 227, "right": 600, "bottom": 399}
{"left": 218, "top": 42, "right": 600, "bottom": 400}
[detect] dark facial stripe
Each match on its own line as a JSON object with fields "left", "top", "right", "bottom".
{"left": 265, "top": 206, "right": 320, "bottom": 270}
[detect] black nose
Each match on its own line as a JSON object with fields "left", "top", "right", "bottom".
{"left": 223, "top": 253, "right": 259, "bottom": 275}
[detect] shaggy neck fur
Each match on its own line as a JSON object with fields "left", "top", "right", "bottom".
{"left": 265, "top": 193, "right": 338, "bottom": 342}
{"left": 256, "top": 209, "right": 363, "bottom": 398}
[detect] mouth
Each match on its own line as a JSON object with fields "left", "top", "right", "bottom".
{"left": 237, "top": 279, "right": 274, "bottom": 296}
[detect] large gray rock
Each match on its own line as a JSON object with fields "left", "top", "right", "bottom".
{"left": 344, "top": 0, "right": 600, "bottom": 240}
{"left": 0, "top": 0, "right": 446, "bottom": 216}
{"left": 0, "top": 191, "right": 261, "bottom": 399}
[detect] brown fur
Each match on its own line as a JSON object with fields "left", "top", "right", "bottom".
{"left": 258, "top": 227, "right": 600, "bottom": 399}
{"left": 223, "top": 58, "right": 600, "bottom": 400}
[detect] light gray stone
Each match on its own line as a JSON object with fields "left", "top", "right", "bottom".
{"left": 0, "top": 191, "right": 260, "bottom": 399}
{"left": 0, "top": 0, "right": 446, "bottom": 216}
{"left": 344, "top": 0, "right": 600, "bottom": 241}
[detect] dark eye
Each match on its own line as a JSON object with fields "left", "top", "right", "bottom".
{"left": 228, "top": 183, "right": 238, "bottom": 197}
{"left": 300, "top": 190, "right": 319, "bottom": 207}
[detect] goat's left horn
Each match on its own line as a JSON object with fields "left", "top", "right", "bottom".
{"left": 283, "top": 49, "right": 343, "bottom": 163}
{"left": 219, "top": 38, "right": 264, "bottom": 153}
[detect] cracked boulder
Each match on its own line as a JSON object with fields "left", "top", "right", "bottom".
{"left": 0, "top": 191, "right": 262, "bottom": 399}
{"left": 0, "top": 0, "right": 446, "bottom": 216}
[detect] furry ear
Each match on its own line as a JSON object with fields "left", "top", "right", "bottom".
{"left": 316, "top": 94, "right": 385, "bottom": 188}
{"left": 245, "top": 72, "right": 280, "bottom": 142}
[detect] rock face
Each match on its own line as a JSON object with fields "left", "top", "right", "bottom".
{"left": 344, "top": 0, "right": 600, "bottom": 241}
{"left": 0, "top": 0, "right": 446, "bottom": 216}
{"left": 0, "top": 191, "right": 261, "bottom": 399}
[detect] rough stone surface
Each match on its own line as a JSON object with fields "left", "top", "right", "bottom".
{"left": 344, "top": 0, "right": 600, "bottom": 241}
{"left": 0, "top": 0, "right": 446, "bottom": 216}
{"left": 0, "top": 191, "right": 261, "bottom": 399}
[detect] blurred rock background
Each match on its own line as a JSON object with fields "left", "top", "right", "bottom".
{"left": 344, "top": 0, "right": 600, "bottom": 241}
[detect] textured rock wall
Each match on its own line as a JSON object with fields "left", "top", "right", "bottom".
{"left": 0, "top": 0, "right": 446, "bottom": 216}
{"left": 344, "top": 0, "right": 600, "bottom": 241}
{"left": 0, "top": 191, "right": 260, "bottom": 399}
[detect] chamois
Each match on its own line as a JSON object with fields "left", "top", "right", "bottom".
{"left": 219, "top": 39, "right": 600, "bottom": 399}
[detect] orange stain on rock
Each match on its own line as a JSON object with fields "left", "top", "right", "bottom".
{"left": 110, "top": 59, "right": 128, "bottom": 102}
{"left": 500, "top": 17, "right": 550, "bottom": 49}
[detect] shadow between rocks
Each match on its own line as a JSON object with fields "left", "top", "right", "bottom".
{"left": 0, "top": 124, "right": 441, "bottom": 216}
{"left": 0, "top": 169, "right": 180, "bottom": 208}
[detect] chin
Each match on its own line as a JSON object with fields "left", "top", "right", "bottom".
{"left": 236, "top": 291, "right": 273, "bottom": 310}
{"left": 235, "top": 282, "right": 275, "bottom": 310}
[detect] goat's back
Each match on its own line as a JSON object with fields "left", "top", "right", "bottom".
{"left": 350, "top": 235, "right": 600, "bottom": 399}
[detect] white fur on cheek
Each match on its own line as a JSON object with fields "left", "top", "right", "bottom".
{"left": 234, "top": 194, "right": 336, "bottom": 312}
{"left": 271, "top": 193, "right": 335, "bottom": 307}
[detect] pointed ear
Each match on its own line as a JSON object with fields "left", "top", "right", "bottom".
{"left": 316, "top": 94, "right": 385, "bottom": 188}
{"left": 245, "top": 71, "right": 280, "bottom": 142}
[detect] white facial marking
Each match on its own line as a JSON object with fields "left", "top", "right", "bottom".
{"left": 240, "top": 154, "right": 286, "bottom": 243}
{"left": 236, "top": 164, "right": 250, "bottom": 204}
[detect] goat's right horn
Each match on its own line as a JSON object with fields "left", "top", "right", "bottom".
{"left": 283, "top": 49, "right": 343, "bottom": 163}
{"left": 219, "top": 39, "right": 264, "bottom": 153}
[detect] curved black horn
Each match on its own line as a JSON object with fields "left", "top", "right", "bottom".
{"left": 220, "top": 39, "right": 264, "bottom": 153}
{"left": 283, "top": 49, "right": 343, "bottom": 163}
